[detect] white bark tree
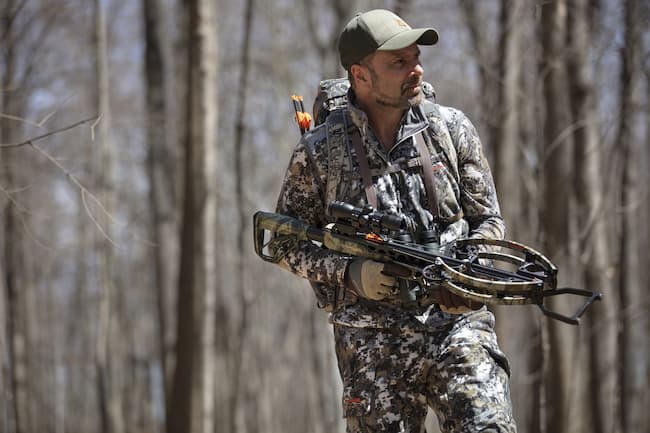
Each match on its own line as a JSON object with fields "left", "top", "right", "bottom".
{"left": 92, "top": 1, "right": 126, "bottom": 432}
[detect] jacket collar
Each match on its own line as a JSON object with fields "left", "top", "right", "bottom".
{"left": 346, "top": 89, "right": 429, "bottom": 149}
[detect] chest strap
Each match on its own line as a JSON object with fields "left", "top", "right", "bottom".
{"left": 350, "top": 130, "right": 441, "bottom": 220}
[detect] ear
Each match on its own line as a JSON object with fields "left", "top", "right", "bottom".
{"left": 350, "top": 64, "right": 368, "bottom": 85}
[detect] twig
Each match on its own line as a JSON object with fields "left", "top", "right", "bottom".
{"left": 0, "top": 183, "right": 55, "bottom": 251}
{"left": 0, "top": 112, "right": 47, "bottom": 129}
{"left": 0, "top": 116, "right": 99, "bottom": 148}
{"left": 90, "top": 115, "right": 102, "bottom": 141}
{"left": 81, "top": 188, "right": 118, "bottom": 248}
{"left": 0, "top": 115, "right": 118, "bottom": 246}
{"left": 30, "top": 94, "right": 76, "bottom": 128}
{"left": 27, "top": 140, "right": 119, "bottom": 246}
{"left": 0, "top": 94, "right": 73, "bottom": 130}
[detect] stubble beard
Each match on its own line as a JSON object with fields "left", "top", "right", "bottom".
{"left": 373, "top": 80, "right": 424, "bottom": 109}
{"left": 363, "top": 61, "right": 424, "bottom": 109}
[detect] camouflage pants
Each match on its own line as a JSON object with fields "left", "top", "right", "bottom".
{"left": 334, "top": 309, "right": 516, "bottom": 433}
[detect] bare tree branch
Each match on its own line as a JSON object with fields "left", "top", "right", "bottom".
{"left": 0, "top": 116, "right": 98, "bottom": 148}
{"left": 0, "top": 115, "right": 119, "bottom": 246}
{"left": 29, "top": 139, "right": 118, "bottom": 246}
{"left": 0, "top": 183, "right": 54, "bottom": 251}
{"left": 0, "top": 96, "right": 72, "bottom": 129}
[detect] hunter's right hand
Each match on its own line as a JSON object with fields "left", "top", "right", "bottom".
{"left": 345, "top": 259, "right": 397, "bottom": 300}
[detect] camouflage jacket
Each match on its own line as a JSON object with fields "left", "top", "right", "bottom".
{"left": 275, "top": 89, "right": 505, "bottom": 328}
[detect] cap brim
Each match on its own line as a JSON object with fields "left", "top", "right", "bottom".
{"left": 378, "top": 28, "right": 438, "bottom": 51}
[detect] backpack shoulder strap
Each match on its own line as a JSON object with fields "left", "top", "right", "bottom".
{"left": 324, "top": 108, "right": 378, "bottom": 209}
{"left": 414, "top": 132, "right": 439, "bottom": 220}
{"left": 324, "top": 109, "right": 348, "bottom": 208}
{"left": 421, "top": 100, "right": 459, "bottom": 182}
{"left": 350, "top": 129, "right": 378, "bottom": 209}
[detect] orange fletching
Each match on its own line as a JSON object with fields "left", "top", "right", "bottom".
{"left": 296, "top": 111, "right": 312, "bottom": 130}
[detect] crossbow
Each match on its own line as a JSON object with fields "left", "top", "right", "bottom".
{"left": 253, "top": 202, "right": 602, "bottom": 325}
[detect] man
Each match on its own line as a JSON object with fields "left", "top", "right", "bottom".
{"left": 274, "top": 9, "right": 516, "bottom": 433}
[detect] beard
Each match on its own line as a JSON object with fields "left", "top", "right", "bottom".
{"left": 372, "top": 78, "right": 424, "bottom": 109}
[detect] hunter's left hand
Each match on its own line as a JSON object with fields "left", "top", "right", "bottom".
{"left": 436, "top": 289, "right": 483, "bottom": 314}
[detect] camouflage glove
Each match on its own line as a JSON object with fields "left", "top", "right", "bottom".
{"left": 345, "top": 259, "right": 397, "bottom": 301}
{"left": 436, "top": 288, "right": 484, "bottom": 314}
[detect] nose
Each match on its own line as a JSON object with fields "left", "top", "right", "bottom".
{"left": 412, "top": 62, "right": 424, "bottom": 77}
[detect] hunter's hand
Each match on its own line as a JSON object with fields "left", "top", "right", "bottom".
{"left": 345, "top": 259, "right": 397, "bottom": 300}
{"left": 436, "top": 289, "right": 483, "bottom": 314}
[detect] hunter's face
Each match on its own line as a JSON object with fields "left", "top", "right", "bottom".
{"left": 363, "top": 44, "right": 424, "bottom": 109}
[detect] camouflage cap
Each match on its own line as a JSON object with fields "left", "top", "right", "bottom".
{"left": 338, "top": 9, "right": 439, "bottom": 70}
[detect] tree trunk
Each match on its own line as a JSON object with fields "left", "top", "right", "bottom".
{"left": 457, "top": 0, "right": 500, "bottom": 155}
{"left": 3, "top": 196, "right": 33, "bottom": 433}
{"left": 167, "top": 0, "right": 219, "bottom": 432}
{"left": 302, "top": 0, "right": 358, "bottom": 77}
{"left": 143, "top": 0, "right": 179, "bottom": 415}
{"left": 641, "top": 55, "right": 650, "bottom": 433}
{"left": 231, "top": 0, "right": 254, "bottom": 431}
{"left": 538, "top": 1, "right": 573, "bottom": 432}
{"left": 616, "top": 0, "right": 646, "bottom": 431}
{"left": 566, "top": 1, "right": 618, "bottom": 433}
{"left": 1, "top": 2, "right": 36, "bottom": 431}
{"left": 1, "top": 6, "right": 17, "bottom": 433}
{"left": 645, "top": 55, "right": 650, "bottom": 433}
{"left": 66, "top": 197, "right": 95, "bottom": 433}
{"left": 92, "top": 1, "right": 125, "bottom": 432}
{"left": 0, "top": 259, "right": 8, "bottom": 432}
{"left": 494, "top": 0, "right": 522, "bottom": 237}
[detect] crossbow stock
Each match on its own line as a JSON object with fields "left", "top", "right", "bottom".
{"left": 254, "top": 202, "right": 602, "bottom": 325}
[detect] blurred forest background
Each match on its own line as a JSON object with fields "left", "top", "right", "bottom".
{"left": 1, "top": 0, "right": 649, "bottom": 432}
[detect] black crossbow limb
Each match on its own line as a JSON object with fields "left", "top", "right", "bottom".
{"left": 253, "top": 202, "right": 602, "bottom": 325}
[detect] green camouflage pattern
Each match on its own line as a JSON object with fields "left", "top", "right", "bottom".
{"left": 335, "top": 309, "right": 515, "bottom": 433}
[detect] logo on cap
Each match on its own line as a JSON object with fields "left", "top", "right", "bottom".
{"left": 394, "top": 19, "right": 408, "bottom": 28}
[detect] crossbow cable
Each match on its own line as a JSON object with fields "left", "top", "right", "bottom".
{"left": 422, "top": 238, "right": 602, "bottom": 325}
